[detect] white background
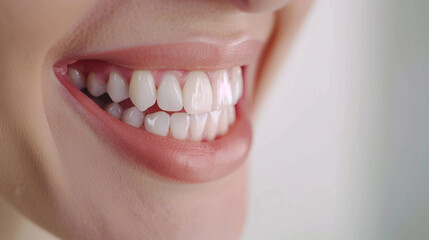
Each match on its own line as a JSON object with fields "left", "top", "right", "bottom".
{"left": 243, "top": 0, "right": 429, "bottom": 239}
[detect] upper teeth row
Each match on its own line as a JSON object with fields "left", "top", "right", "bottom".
{"left": 67, "top": 67, "right": 244, "bottom": 114}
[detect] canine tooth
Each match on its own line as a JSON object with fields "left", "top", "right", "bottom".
{"left": 205, "top": 110, "right": 221, "bottom": 141}
{"left": 157, "top": 73, "right": 183, "bottom": 111}
{"left": 87, "top": 72, "right": 106, "bottom": 97}
{"left": 67, "top": 68, "right": 86, "bottom": 89}
{"left": 129, "top": 71, "right": 156, "bottom": 111}
{"left": 107, "top": 71, "right": 129, "bottom": 102}
{"left": 218, "top": 109, "right": 229, "bottom": 135}
{"left": 212, "top": 70, "right": 233, "bottom": 110}
{"left": 145, "top": 111, "right": 170, "bottom": 136}
{"left": 170, "top": 113, "right": 190, "bottom": 140}
{"left": 189, "top": 113, "right": 208, "bottom": 141}
{"left": 104, "top": 102, "right": 123, "bottom": 119}
{"left": 230, "top": 67, "right": 243, "bottom": 104}
{"left": 227, "top": 106, "right": 236, "bottom": 125}
{"left": 122, "top": 107, "right": 144, "bottom": 128}
{"left": 182, "top": 71, "right": 212, "bottom": 114}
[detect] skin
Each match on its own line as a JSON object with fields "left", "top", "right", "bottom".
{"left": 0, "top": 0, "right": 312, "bottom": 239}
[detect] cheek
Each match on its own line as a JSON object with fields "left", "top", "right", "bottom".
{"left": 0, "top": 1, "right": 95, "bottom": 60}
{"left": 0, "top": 0, "right": 98, "bottom": 127}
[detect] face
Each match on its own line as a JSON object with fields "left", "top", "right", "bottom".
{"left": 0, "top": 0, "right": 302, "bottom": 239}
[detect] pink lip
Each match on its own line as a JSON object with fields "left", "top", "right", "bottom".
{"left": 54, "top": 38, "right": 260, "bottom": 183}
{"left": 58, "top": 36, "right": 264, "bottom": 70}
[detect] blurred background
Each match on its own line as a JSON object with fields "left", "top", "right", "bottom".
{"left": 243, "top": 0, "right": 429, "bottom": 239}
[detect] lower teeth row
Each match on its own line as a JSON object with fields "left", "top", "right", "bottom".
{"left": 104, "top": 102, "right": 236, "bottom": 141}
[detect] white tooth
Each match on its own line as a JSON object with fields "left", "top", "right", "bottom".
{"left": 204, "top": 110, "right": 221, "bottom": 141}
{"left": 104, "top": 102, "right": 123, "bottom": 119}
{"left": 157, "top": 73, "right": 183, "bottom": 111}
{"left": 227, "top": 106, "right": 236, "bottom": 125}
{"left": 87, "top": 72, "right": 106, "bottom": 97}
{"left": 122, "top": 107, "right": 144, "bottom": 128}
{"left": 189, "top": 113, "right": 208, "bottom": 141}
{"left": 145, "top": 111, "right": 170, "bottom": 136}
{"left": 212, "top": 70, "right": 233, "bottom": 110}
{"left": 170, "top": 113, "right": 190, "bottom": 140}
{"left": 182, "top": 71, "right": 212, "bottom": 114}
{"left": 129, "top": 71, "right": 156, "bottom": 111}
{"left": 67, "top": 68, "right": 86, "bottom": 89}
{"left": 107, "top": 71, "right": 129, "bottom": 103}
{"left": 230, "top": 67, "right": 243, "bottom": 104}
{"left": 218, "top": 109, "right": 229, "bottom": 135}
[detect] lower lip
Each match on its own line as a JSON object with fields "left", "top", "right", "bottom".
{"left": 54, "top": 66, "right": 252, "bottom": 183}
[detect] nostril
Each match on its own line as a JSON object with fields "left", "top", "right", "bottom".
{"left": 230, "top": 0, "right": 249, "bottom": 9}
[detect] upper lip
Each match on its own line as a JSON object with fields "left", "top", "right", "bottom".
{"left": 55, "top": 36, "right": 263, "bottom": 70}
{"left": 54, "top": 36, "right": 260, "bottom": 183}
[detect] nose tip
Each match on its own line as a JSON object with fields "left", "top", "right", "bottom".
{"left": 229, "top": 0, "right": 292, "bottom": 13}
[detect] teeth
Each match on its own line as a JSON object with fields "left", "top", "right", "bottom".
{"left": 218, "top": 109, "right": 229, "bottom": 135}
{"left": 212, "top": 70, "right": 233, "bottom": 110}
{"left": 129, "top": 71, "right": 156, "bottom": 111}
{"left": 107, "top": 71, "right": 129, "bottom": 103}
{"left": 189, "top": 113, "right": 208, "bottom": 141}
{"left": 104, "top": 102, "right": 123, "bottom": 119}
{"left": 170, "top": 113, "right": 190, "bottom": 140}
{"left": 230, "top": 67, "right": 243, "bottom": 104}
{"left": 157, "top": 73, "right": 183, "bottom": 111}
{"left": 182, "top": 71, "right": 213, "bottom": 114}
{"left": 204, "top": 110, "right": 221, "bottom": 141}
{"left": 87, "top": 72, "right": 106, "bottom": 97}
{"left": 122, "top": 107, "right": 144, "bottom": 128}
{"left": 67, "top": 68, "right": 86, "bottom": 89}
{"left": 227, "top": 106, "right": 236, "bottom": 125}
{"left": 145, "top": 111, "right": 170, "bottom": 136}
{"left": 76, "top": 66, "right": 242, "bottom": 141}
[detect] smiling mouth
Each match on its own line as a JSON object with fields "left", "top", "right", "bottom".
{"left": 64, "top": 61, "right": 243, "bottom": 141}
{"left": 54, "top": 39, "right": 261, "bottom": 183}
